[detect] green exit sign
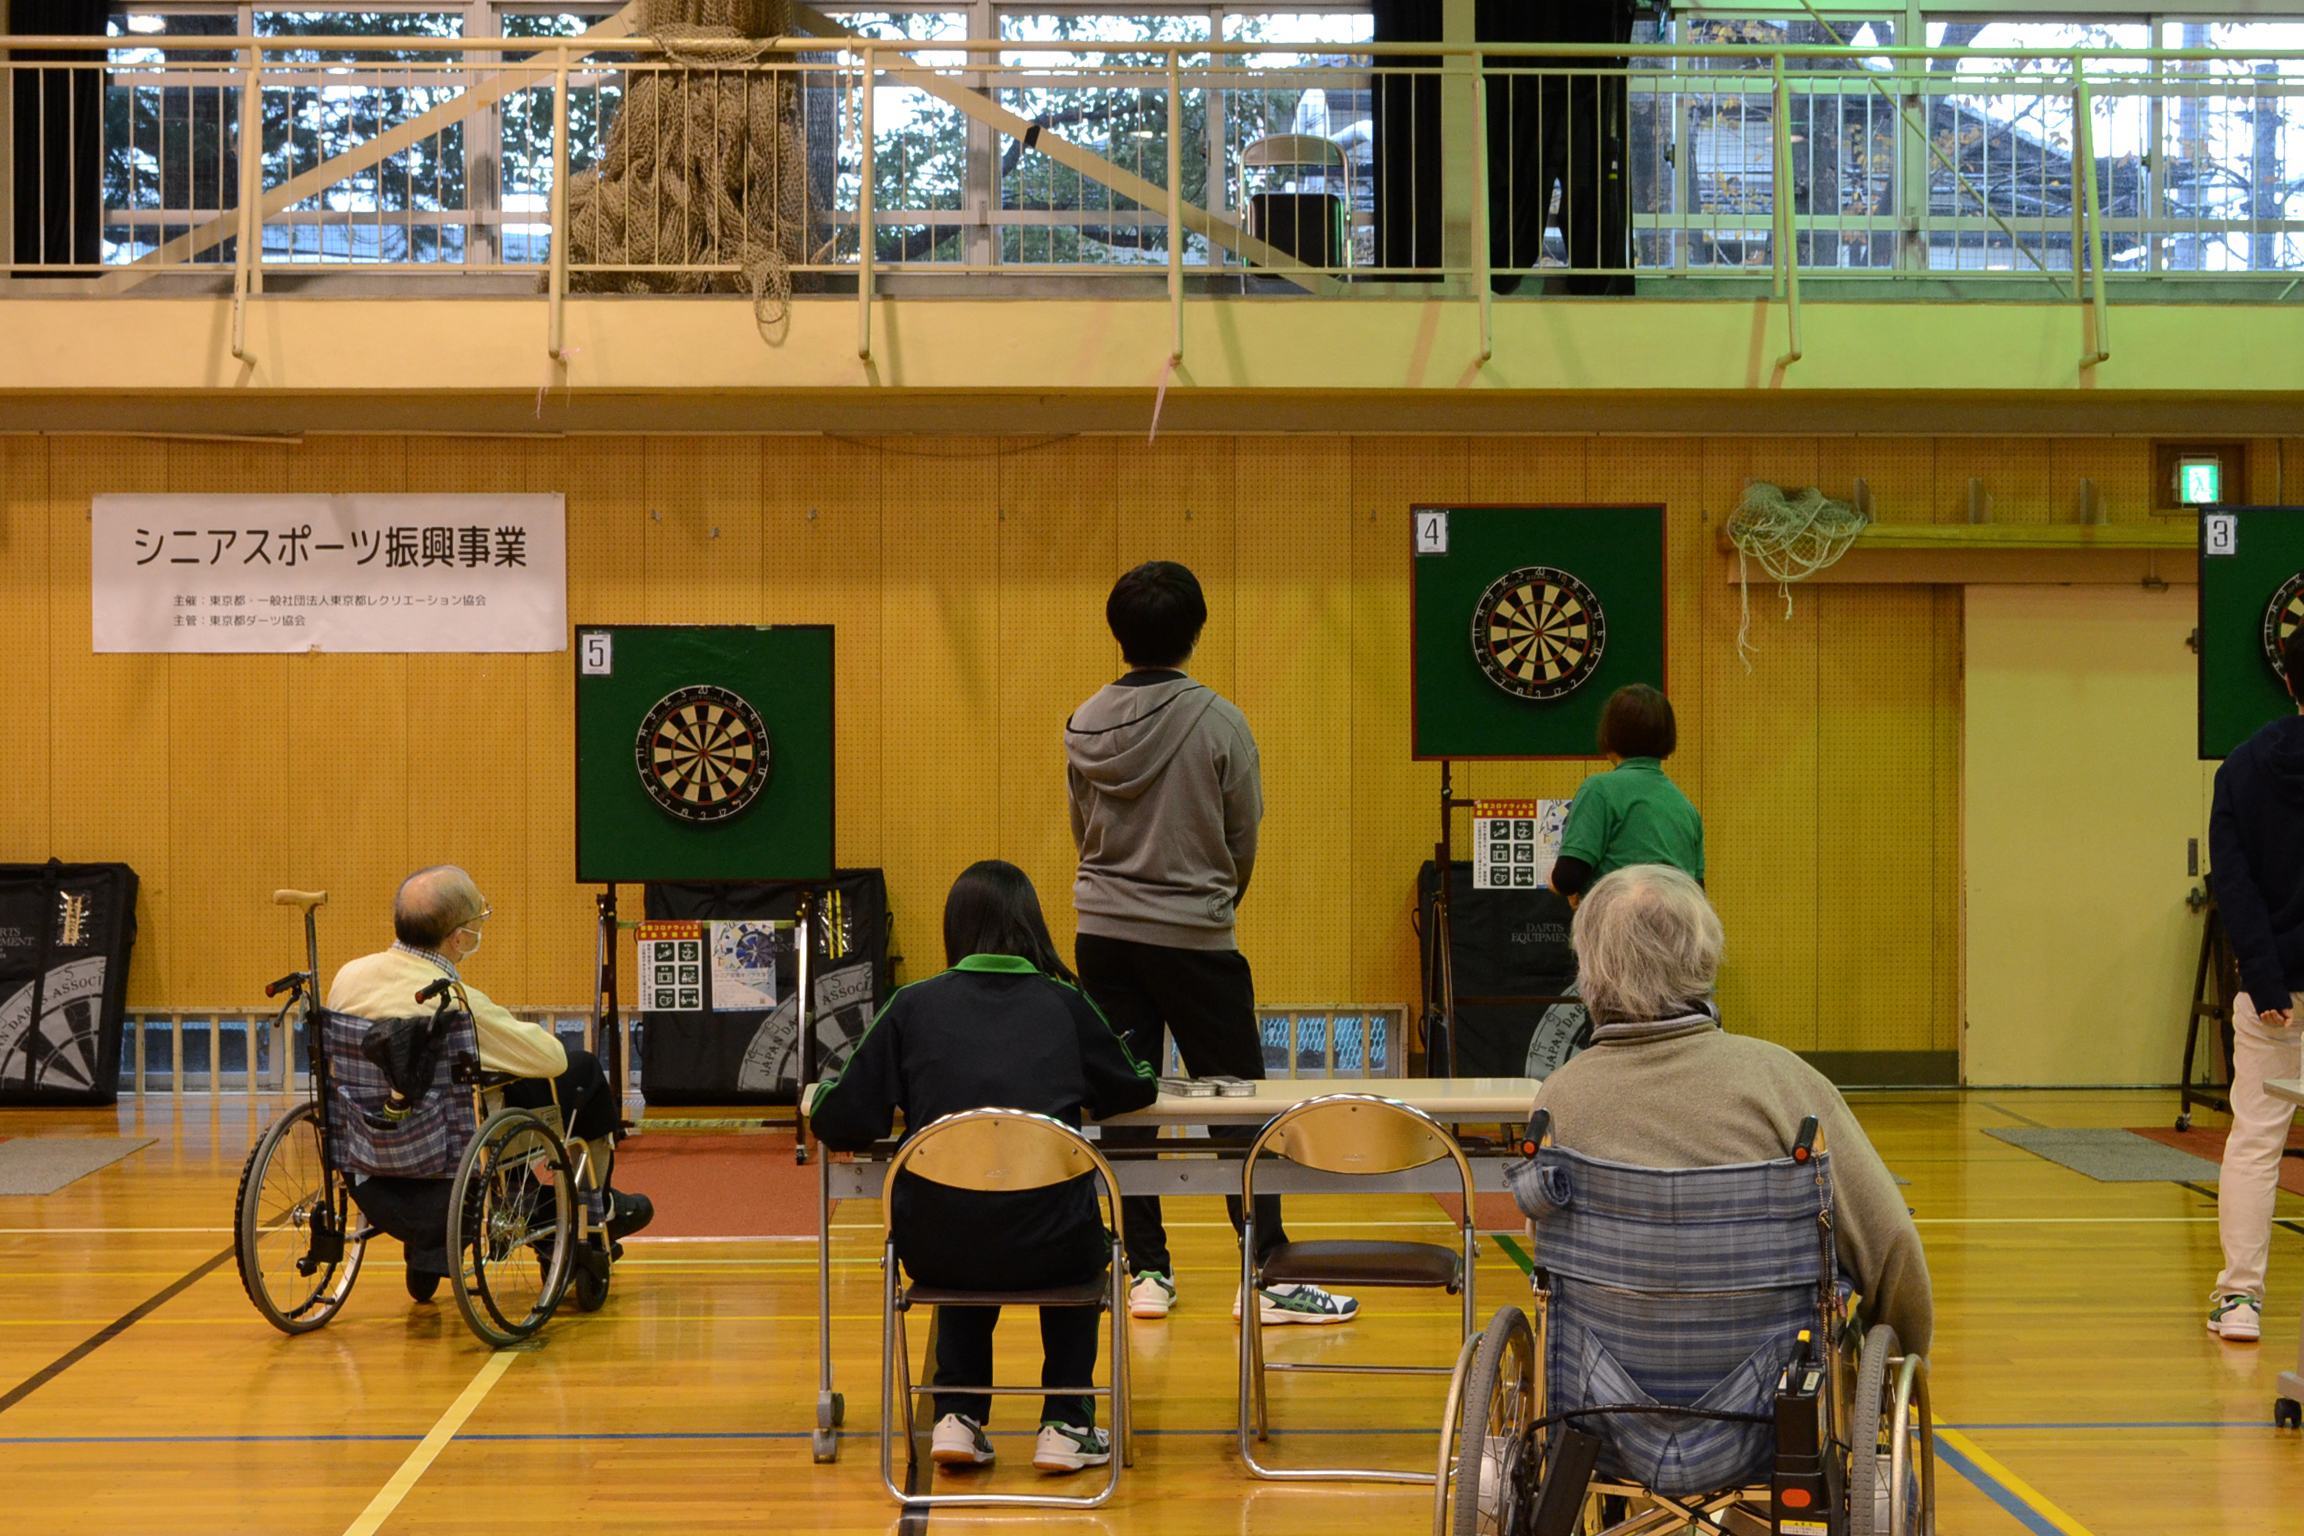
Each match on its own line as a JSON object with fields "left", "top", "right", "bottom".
{"left": 2180, "top": 458, "right": 2223, "bottom": 506}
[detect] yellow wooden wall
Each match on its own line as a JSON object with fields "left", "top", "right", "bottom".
{"left": 10, "top": 429, "right": 2244, "bottom": 1058}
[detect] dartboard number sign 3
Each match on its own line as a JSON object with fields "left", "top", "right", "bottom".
{"left": 1472, "top": 566, "right": 1607, "bottom": 702}
{"left": 637, "top": 685, "right": 771, "bottom": 823}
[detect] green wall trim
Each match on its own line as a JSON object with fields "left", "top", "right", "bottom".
{"left": 1797, "top": 1050, "right": 1961, "bottom": 1087}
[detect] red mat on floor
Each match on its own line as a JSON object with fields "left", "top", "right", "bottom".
{"left": 1431, "top": 1192, "right": 1528, "bottom": 1232}
{"left": 2128, "top": 1125, "right": 2304, "bottom": 1198}
{"left": 612, "top": 1132, "right": 833, "bottom": 1238}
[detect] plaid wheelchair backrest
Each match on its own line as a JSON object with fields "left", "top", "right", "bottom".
{"left": 1511, "top": 1146, "right": 1838, "bottom": 1499}
{"left": 317, "top": 1006, "right": 478, "bottom": 1180}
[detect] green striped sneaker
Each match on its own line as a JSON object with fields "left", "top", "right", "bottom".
{"left": 1234, "top": 1281, "right": 1359, "bottom": 1326}
{"left": 1033, "top": 1421, "right": 1112, "bottom": 1473}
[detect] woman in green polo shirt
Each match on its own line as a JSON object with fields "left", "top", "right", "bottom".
{"left": 1551, "top": 684, "right": 1704, "bottom": 900}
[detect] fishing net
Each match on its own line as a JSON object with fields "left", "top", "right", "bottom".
{"left": 1724, "top": 482, "right": 1871, "bottom": 667}
{"left": 563, "top": 0, "right": 836, "bottom": 331}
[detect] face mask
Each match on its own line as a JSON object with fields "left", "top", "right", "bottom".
{"left": 457, "top": 926, "right": 484, "bottom": 958}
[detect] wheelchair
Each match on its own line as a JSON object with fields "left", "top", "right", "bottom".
{"left": 233, "top": 889, "right": 619, "bottom": 1347}
{"left": 1435, "top": 1110, "right": 1935, "bottom": 1536}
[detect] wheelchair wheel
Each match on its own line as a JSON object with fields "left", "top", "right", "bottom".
{"left": 1450, "top": 1305, "right": 1539, "bottom": 1536}
{"left": 448, "top": 1108, "right": 575, "bottom": 1347}
{"left": 235, "top": 1102, "right": 365, "bottom": 1334}
{"left": 1850, "top": 1323, "right": 1934, "bottom": 1536}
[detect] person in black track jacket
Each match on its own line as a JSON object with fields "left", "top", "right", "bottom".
{"left": 807, "top": 860, "right": 1157, "bottom": 1475}
{"left": 2204, "top": 626, "right": 2304, "bottom": 1342}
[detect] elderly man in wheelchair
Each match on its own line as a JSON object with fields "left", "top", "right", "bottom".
{"left": 1438, "top": 865, "right": 1935, "bottom": 1536}
{"left": 326, "top": 866, "right": 654, "bottom": 1304}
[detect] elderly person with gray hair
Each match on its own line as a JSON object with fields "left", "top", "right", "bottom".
{"left": 328, "top": 865, "right": 652, "bottom": 1300}
{"left": 1528, "top": 864, "right": 1932, "bottom": 1354}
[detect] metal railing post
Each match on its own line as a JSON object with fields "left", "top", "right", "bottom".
{"left": 858, "top": 43, "right": 875, "bottom": 362}
{"left": 1167, "top": 47, "right": 1183, "bottom": 364}
{"left": 230, "top": 43, "right": 262, "bottom": 362}
{"left": 1773, "top": 52, "right": 1802, "bottom": 370}
{"left": 1472, "top": 67, "right": 1491, "bottom": 364}
{"left": 2074, "top": 54, "right": 2110, "bottom": 367}
{"left": 548, "top": 53, "right": 570, "bottom": 361}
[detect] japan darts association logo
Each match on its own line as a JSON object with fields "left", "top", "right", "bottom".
{"left": 1471, "top": 566, "right": 1607, "bottom": 701}
{"left": 634, "top": 685, "right": 771, "bottom": 823}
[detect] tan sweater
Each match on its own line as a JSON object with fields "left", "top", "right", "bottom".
{"left": 327, "top": 946, "right": 568, "bottom": 1081}
{"left": 1530, "top": 1021, "right": 1933, "bottom": 1356}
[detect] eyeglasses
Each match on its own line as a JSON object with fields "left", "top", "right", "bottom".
{"left": 461, "top": 905, "right": 492, "bottom": 930}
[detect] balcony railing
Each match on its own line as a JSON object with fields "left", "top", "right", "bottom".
{"left": 10, "top": 31, "right": 2304, "bottom": 357}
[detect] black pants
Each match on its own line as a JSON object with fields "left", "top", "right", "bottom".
{"left": 898, "top": 1181, "right": 1107, "bottom": 1428}
{"left": 503, "top": 1046, "right": 620, "bottom": 1144}
{"left": 1480, "top": 0, "right": 1635, "bottom": 295}
{"left": 352, "top": 1047, "right": 618, "bottom": 1279}
{"left": 1075, "top": 934, "right": 1289, "bottom": 1278}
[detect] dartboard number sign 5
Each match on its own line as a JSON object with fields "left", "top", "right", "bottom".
{"left": 1412, "top": 506, "right": 1667, "bottom": 761}
{"left": 576, "top": 626, "right": 835, "bottom": 883}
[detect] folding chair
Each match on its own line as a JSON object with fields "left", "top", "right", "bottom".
{"left": 879, "top": 1108, "right": 1132, "bottom": 1510}
{"left": 1238, "top": 1092, "right": 1479, "bottom": 1483}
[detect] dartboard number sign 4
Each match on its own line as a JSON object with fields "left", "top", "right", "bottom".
{"left": 576, "top": 626, "right": 835, "bottom": 883}
{"left": 1412, "top": 506, "right": 1667, "bottom": 760}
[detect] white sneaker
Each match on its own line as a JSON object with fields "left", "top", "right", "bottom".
{"left": 1128, "top": 1271, "right": 1176, "bottom": 1319}
{"left": 931, "top": 1413, "right": 995, "bottom": 1467}
{"left": 1032, "top": 1421, "right": 1112, "bottom": 1473}
{"left": 2208, "top": 1294, "right": 2262, "bottom": 1342}
{"left": 1233, "top": 1281, "right": 1360, "bottom": 1325}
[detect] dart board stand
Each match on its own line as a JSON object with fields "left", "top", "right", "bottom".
{"left": 1409, "top": 506, "right": 1665, "bottom": 1077}
{"left": 2198, "top": 507, "right": 2304, "bottom": 758}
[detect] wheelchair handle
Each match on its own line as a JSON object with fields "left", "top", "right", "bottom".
{"left": 264, "top": 970, "right": 309, "bottom": 999}
{"left": 1519, "top": 1106, "right": 1553, "bottom": 1159}
{"left": 414, "top": 977, "right": 455, "bottom": 1006}
{"left": 1793, "top": 1114, "right": 1820, "bottom": 1162}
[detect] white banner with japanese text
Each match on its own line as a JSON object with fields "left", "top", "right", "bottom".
{"left": 91, "top": 494, "right": 567, "bottom": 653}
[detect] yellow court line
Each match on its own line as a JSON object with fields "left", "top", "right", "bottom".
{"left": 339, "top": 1350, "right": 517, "bottom": 1536}
{"left": 1935, "top": 1428, "right": 2099, "bottom": 1536}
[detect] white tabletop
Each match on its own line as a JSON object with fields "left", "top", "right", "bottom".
{"left": 2267, "top": 1078, "right": 2304, "bottom": 1108}
{"left": 1103, "top": 1076, "right": 1539, "bottom": 1126}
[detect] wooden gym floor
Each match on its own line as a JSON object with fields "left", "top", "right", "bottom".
{"left": 0, "top": 1088, "right": 2297, "bottom": 1535}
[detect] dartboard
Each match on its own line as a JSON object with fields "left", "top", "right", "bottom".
{"left": 635, "top": 685, "right": 771, "bottom": 823}
{"left": 1472, "top": 566, "right": 1607, "bottom": 701}
{"left": 2265, "top": 573, "right": 2304, "bottom": 680}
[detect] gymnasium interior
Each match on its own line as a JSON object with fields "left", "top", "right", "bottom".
{"left": 4, "top": 1, "right": 2304, "bottom": 1531}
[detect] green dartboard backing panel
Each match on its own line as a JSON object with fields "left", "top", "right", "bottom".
{"left": 1413, "top": 505, "right": 1668, "bottom": 759}
{"left": 2199, "top": 507, "right": 2304, "bottom": 759}
{"left": 576, "top": 625, "right": 835, "bottom": 882}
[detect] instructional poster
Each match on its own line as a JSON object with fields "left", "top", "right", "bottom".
{"left": 1472, "top": 799, "right": 1569, "bottom": 889}
{"left": 709, "top": 921, "right": 779, "bottom": 1011}
{"left": 636, "top": 920, "right": 705, "bottom": 1012}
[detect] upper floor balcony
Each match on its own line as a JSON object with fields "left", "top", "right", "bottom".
{"left": 9, "top": 3, "right": 2304, "bottom": 431}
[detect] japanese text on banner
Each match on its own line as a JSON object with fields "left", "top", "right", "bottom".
{"left": 91, "top": 494, "right": 567, "bottom": 654}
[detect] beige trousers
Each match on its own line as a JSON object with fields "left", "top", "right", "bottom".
{"left": 2213, "top": 992, "right": 2304, "bottom": 1303}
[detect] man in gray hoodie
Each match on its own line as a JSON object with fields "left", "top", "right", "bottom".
{"left": 1066, "top": 561, "right": 1357, "bottom": 1328}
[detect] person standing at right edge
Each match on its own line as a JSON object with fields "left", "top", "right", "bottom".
{"left": 1066, "top": 561, "right": 1358, "bottom": 1329}
{"left": 2205, "top": 625, "right": 2304, "bottom": 1343}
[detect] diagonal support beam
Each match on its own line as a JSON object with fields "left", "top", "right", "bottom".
{"left": 98, "top": 3, "right": 643, "bottom": 294}
{"left": 791, "top": 2, "right": 1337, "bottom": 296}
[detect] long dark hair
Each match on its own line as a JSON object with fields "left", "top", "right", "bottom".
{"left": 942, "top": 860, "right": 1077, "bottom": 984}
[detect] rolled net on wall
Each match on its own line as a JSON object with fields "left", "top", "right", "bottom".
{"left": 1725, "top": 482, "right": 1871, "bottom": 667}
{"left": 563, "top": 0, "right": 836, "bottom": 328}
